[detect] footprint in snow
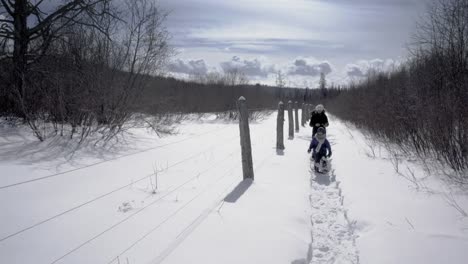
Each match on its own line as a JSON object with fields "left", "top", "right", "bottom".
{"left": 118, "top": 201, "right": 134, "bottom": 213}
{"left": 319, "top": 246, "right": 330, "bottom": 252}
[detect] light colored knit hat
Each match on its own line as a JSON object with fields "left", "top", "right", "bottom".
{"left": 315, "top": 104, "right": 324, "bottom": 112}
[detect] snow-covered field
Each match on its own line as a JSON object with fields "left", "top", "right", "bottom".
{"left": 1, "top": 111, "right": 467, "bottom": 264}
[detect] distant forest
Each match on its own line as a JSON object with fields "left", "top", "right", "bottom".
{"left": 136, "top": 75, "right": 336, "bottom": 114}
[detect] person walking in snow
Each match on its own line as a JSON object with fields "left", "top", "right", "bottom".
{"left": 309, "top": 104, "right": 329, "bottom": 136}
{"left": 307, "top": 127, "right": 332, "bottom": 172}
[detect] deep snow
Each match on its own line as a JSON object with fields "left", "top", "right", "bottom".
{"left": 0, "top": 111, "right": 467, "bottom": 264}
{"left": 331, "top": 119, "right": 468, "bottom": 264}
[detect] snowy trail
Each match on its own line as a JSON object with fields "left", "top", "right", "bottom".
{"left": 307, "top": 124, "right": 359, "bottom": 264}
{"left": 309, "top": 173, "right": 359, "bottom": 264}
{"left": 1, "top": 111, "right": 467, "bottom": 264}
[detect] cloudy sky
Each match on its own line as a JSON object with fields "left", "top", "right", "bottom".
{"left": 159, "top": 0, "right": 429, "bottom": 87}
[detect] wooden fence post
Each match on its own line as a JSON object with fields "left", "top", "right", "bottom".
{"left": 238, "top": 96, "right": 254, "bottom": 180}
{"left": 301, "top": 103, "right": 307, "bottom": 127}
{"left": 276, "top": 101, "right": 285, "bottom": 150}
{"left": 288, "top": 100, "right": 294, "bottom": 139}
{"left": 294, "top": 101, "right": 299, "bottom": 132}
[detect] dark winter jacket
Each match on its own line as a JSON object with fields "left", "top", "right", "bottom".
{"left": 308, "top": 137, "right": 332, "bottom": 158}
{"left": 309, "top": 110, "right": 329, "bottom": 128}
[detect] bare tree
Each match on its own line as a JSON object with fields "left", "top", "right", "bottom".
{"left": 0, "top": 0, "right": 116, "bottom": 139}
{"left": 326, "top": 0, "right": 468, "bottom": 176}
{"left": 275, "top": 70, "right": 286, "bottom": 88}
{"left": 223, "top": 68, "right": 249, "bottom": 86}
{"left": 0, "top": 0, "right": 172, "bottom": 141}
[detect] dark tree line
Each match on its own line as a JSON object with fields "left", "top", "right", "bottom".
{"left": 0, "top": 0, "right": 171, "bottom": 141}
{"left": 135, "top": 75, "right": 329, "bottom": 114}
{"left": 326, "top": 0, "right": 468, "bottom": 175}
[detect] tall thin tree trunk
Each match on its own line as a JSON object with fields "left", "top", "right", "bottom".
{"left": 12, "top": 0, "right": 29, "bottom": 103}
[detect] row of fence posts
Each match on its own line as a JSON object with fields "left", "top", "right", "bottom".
{"left": 277, "top": 101, "right": 314, "bottom": 147}
{"left": 237, "top": 97, "right": 313, "bottom": 181}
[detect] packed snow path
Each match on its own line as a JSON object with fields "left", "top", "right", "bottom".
{"left": 1, "top": 111, "right": 467, "bottom": 264}
{"left": 309, "top": 172, "right": 359, "bottom": 264}
{"left": 306, "top": 126, "right": 359, "bottom": 264}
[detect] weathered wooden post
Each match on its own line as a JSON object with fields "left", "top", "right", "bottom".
{"left": 238, "top": 96, "right": 254, "bottom": 180}
{"left": 276, "top": 101, "right": 285, "bottom": 150}
{"left": 294, "top": 101, "right": 299, "bottom": 132}
{"left": 288, "top": 100, "right": 294, "bottom": 139}
{"left": 305, "top": 104, "right": 308, "bottom": 123}
{"left": 301, "top": 103, "right": 307, "bottom": 127}
{"left": 307, "top": 104, "right": 312, "bottom": 124}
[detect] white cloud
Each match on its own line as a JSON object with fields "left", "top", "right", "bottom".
{"left": 161, "top": 0, "right": 424, "bottom": 87}
{"left": 167, "top": 59, "right": 209, "bottom": 75}
{"left": 287, "top": 58, "right": 333, "bottom": 76}
{"left": 345, "top": 58, "right": 400, "bottom": 78}
{"left": 220, "top": 56, "right": 276, "bottom": 77}
{"left": 166, "top": 55, "right": 403, "bottom": 88}
{"left": 189, "top": 23, "right": 318, "bottom": 42}
{"left": 345, "top": 64, "right": 367, "bottom": 78}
